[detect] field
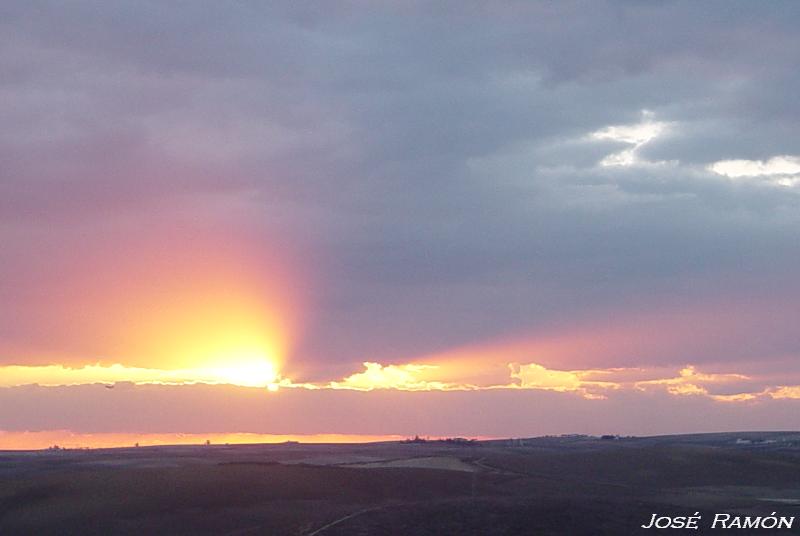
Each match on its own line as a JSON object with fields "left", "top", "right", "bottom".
{"left": 3, "top": 432, "right": 800, "bottom": 534}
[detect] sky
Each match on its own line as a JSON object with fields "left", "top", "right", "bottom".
{"left": 2, "top": 1, "right": 800, "bottom": 448}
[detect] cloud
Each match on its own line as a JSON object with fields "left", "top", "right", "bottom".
{"left": 635, "top": 366, "right": 751, "bottom": 399}
{"left": 509, "top": 363, "right": 620, "bottom": 399}
{"left": 0, "top": 362, "right": 285, "bottom": 390}
{"left": 589, "top": 110, "right": 672, "bottom": 167}
{"left": 328, "top": 362, "right": 463, "bottom": 391}
{"left": 2, "top": 381, "right": 800, "bottom": 441}
{"left": 769, "top": 386, "right": 800, "bottom": 400}
{"left": 709, "top": 155, "right": 800, "bottom": 186}
{"left": 506, "top": 362, "right": 800, "bottom": 403}
{"left": 1, "top": 0, "right": 800, "bottom": 389}
{"left": 6, "top": 358, "right": 799, "bottom": 409}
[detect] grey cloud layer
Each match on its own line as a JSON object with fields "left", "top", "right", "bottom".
{"left": 3, "top": 383, "right": 800, "bottom": 437}
{"left": 1, "top": 1, "right": 799, "bottom": 371}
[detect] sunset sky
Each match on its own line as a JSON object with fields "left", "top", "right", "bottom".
{"left": 2, "top": 1, "right": 800, "bottom": 449}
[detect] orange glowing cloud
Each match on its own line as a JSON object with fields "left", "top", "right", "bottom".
{"left": 316, "top": 359, "right": 798, "bottom": 404}
{"left": 509, "top": 362, "right": 622, "bottom": 399}
{"left": 4, "top": 350, "right": 796, "bottom": 407}
{"left": 634, "top": 366, "right": 751, "bottom": 398}
{"left": 769, "top": 386, "right": 800, "bottom": 400}
{"left": 328, "top": 362, "right": 469, "bottom": 391}
{"left": 0, "top": 361, "right": 285, "bottom": 390}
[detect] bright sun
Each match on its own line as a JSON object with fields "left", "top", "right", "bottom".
{"left": 198, "top": 355, "right": 281, "bottom": 390}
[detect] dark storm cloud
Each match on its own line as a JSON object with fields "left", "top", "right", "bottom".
{"left": 1, "top": 1, "right": 799, "bottom": 373}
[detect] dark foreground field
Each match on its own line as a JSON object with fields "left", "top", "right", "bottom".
{"left": 3, "top": 432, "right": 800, "bottom": 535}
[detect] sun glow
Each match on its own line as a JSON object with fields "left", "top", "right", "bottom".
{"left": 0, "top": 431, "right": 410, "bottom": 450}
{"left": 197, "top": 356, "right": 281, "bottom": 389}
